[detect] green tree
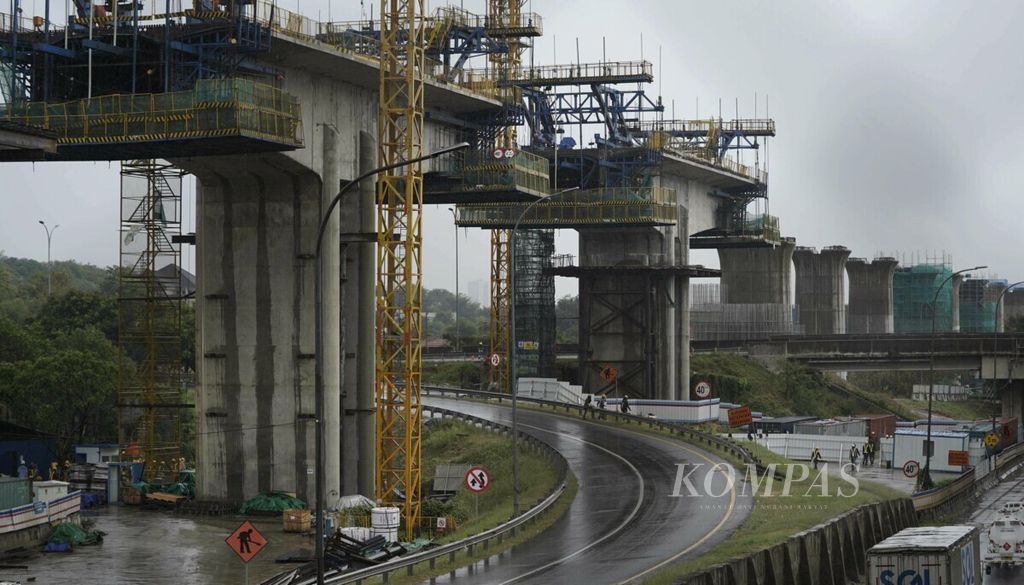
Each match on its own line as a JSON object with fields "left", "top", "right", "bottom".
{"left": 33, "top": 290, "right": 119, "bottom": 342}
{"left": 1, "top": 344, "right": 118, "bottom": 456}
{"left": 555, "top": 295, "right": 578, "bottom": 343}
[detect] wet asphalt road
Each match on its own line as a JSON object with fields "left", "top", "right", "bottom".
{"left": 967, "top": 467, "right": 1024, "bottom": 585}
{"left": 423, "top": 396, "right": 752, "bottom": 584}
{"left": 0, "top": 505, "right": 313, "bottom": 585}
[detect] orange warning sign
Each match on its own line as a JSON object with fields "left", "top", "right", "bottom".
{"left": 948, "top": 450, "right": 969, "bottom": 466}
{"left": 728, "top": 405, "right": 753, "bottom": 428}
{"left": 226, "top": 520, "right": 268, "bottom": 563}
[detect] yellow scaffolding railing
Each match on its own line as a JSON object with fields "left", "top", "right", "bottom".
{"left": 456, "top": 186, "right": 678, "bottom": 228}
{"left": 459, "top": 148, "right": 550, "bottom": 195}
{"left": 2, "top": 78, "right": 303, "bottom": 147}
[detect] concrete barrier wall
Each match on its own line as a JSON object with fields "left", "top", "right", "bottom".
{"left": 675, "top": 498, "right": 916, "bottom": 585}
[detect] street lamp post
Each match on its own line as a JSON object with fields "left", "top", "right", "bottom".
{"left": 312, "top": 141, "right": 469, "bottom": 585}
{"left": 37, "top": 220, "right": 59, "bottom": 296}
{"left": 448, "top": 207, "right": 460, "bottom": 355}
{"left": 920, "top": 264, "right": 987, "bottom": 491}
{"left": 510, "top": 185, "right": 578, "bottom": 516}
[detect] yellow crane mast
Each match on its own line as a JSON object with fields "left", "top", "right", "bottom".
{"left": 487, "top": 0, "right": 527, "bottom": 392}
{"left": 375, "top": 0, "right": 427, "bottom": 540}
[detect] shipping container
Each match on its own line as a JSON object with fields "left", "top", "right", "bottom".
{"left": 859, "top": 414, "right": 898, "bottom": 439}
{"left": 794, "top": 418, "right": 867, "bottom": 437}
{"left": 867, "top": 525, "right": 981, "bottom": 585}
{"left": 1000, "top": 417, "right": 1018, "bottom": 448}
{"left": 892, "top": 429, "right": 970, "bottom": 474}
{"left": 0, "top": 477, "right": 31, "bottom": 511}
{"left": 753, "top": 416, "right": 817, "bottom": 434}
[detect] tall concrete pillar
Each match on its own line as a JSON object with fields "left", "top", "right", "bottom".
{"left": 987, "top": 281, "right": 1008, "bottom": 333}
{"left": 577, "top": 226, "right": 685, "bottom": 400}
{"left": 339, "top": 131, "right": 378, "bottom": 497}
{"left": 846, "top": 257, "right": 897, "bottom": 334}
{"left": 188, "top": 153, "right": 326, "bottom": 504}
{"left": 793, "top": 245, "right": 851, "bottom": 335}
{"left": 1002, "top": 381, "right": 1024, "bottom": 443}
{"left": 1005, "top": 288, "right": 1024, "bottom": 326}
{"left": 717, "top": 237, "right": 796, "bottom": 304}
{"left": 951, "top": 274, "right": 964, "bottom": 332}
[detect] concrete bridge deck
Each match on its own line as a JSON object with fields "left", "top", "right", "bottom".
{"left": 694, "top": 332, "right": 1024, "bottom": 372}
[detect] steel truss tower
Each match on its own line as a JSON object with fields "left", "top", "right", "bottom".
{"left": 118, "top": 160, "right": 188, "bottom": 481}
{"left": 375, "top": 0, "right": 426, "bottom": 540}
{"left": 487, "top": 0, "right": 527, "bottom": 392}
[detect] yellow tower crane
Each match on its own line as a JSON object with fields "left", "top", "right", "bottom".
{"left": 487, "top": 0, "right": 527, "bottom": 393}
{"left": 375, "top": 0, "right": 426, "bottom": 540}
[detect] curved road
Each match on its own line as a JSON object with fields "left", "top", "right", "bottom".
{"left": 424, "top": 396, "right": 751, "bottom": 584}
{"left": 969, "top": 470, "right": 1024, "bottom": 584}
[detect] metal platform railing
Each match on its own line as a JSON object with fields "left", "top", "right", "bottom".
{"left": 2, "top": 78, "right": 303, "bottom": 147}
{"left": 455, "top": 186, "right": 677, "bottom": 228}
{"left": 639, "top": 118, "right": 776, "bottom": 136}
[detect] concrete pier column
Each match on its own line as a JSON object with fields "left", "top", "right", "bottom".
{"left": 321, "top": 126, "right": 343, "bottom": 503}
{"left": 846, "top": 257, "right": 897, "bottom": 334}
{"left": 987, "top": 281, "right": 1008, "bottom": 333}
{"left": 356, "top": 131, "right": 377, "bottom": 498}
{"left": 1005, "top": 288, "right": 1024, "bottom": 325}
{"left": 717, "top": 237, "right": 796, "bottom": 305}
{"left": 793, "top": 246, "right": 851, "bottom": 335}
{"left": 1002, "top": 380, "right": 1024, "bottom": 443}
{"left": 951, "top": 274, "right": 964, "bottom": 332}
{"left": 339, "top": 131, "right": 379, "bottom": 497}
{"left": 188, "top": 153, "right": 324, "bottom": 503}
{"left": 578, "top": 227, "right": 682, "bottom": 399}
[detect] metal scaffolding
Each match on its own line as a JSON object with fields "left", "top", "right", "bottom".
{"left": 513, "top": 230, "right": 555, "bottom": 378}
{"left": 893, "top": 260, "right": 954, "bottom": 333}
{"left": 486, "top": 0, "right": 528, "bottom": 393}
{"left": 117, "top": 159, "right": 188, "bottom": 481}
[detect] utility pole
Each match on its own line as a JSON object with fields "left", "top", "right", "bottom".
{"left": 38, "top": 220, "right": 58, "bottom": 296}
{"left": 448, "top": 207, "right": 460, "bottom": 354}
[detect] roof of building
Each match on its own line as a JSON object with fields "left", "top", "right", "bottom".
{"left": 0, "top": 420, "right": 55, "bottom": 441}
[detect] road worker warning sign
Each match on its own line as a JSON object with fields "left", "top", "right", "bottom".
{"left": 226, "top": 520, "right": 267, "bottom": 563}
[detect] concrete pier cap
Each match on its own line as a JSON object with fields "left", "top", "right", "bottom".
{"left": 847, "top": 256, "right": 899, "bottom": 334}
{"left": 793, "top": 245, "right": 851, "bottom": 335}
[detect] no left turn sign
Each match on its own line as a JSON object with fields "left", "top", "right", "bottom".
{"left": 489, "top": 353, "right": 501, "bottom": 367}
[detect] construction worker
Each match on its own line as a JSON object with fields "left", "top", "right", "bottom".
{"left": 620, "top": 395, "right": 631, "bottom": 415}
{"left": 597, "top": 395, "right": 607, "bottom": 420}
{"left": 49, "top": 461, "right": 59, "bottom": 481}
{"left": 863, "top": 441, "right": 873, "bottom": 467}
{"left": 582, "top": 395, "right": 593, "bottom": 419}
{"left": 811, "top": 447, "right": 822, "bottom": 470}
{"left": 849, "top": 444, "right": 861, "bottom": 467}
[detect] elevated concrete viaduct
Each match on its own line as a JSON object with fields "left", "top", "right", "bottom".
{"left": 176, "top": 38, "right": 497, "bottom": 503}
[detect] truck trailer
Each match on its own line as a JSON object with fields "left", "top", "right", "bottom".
{"left": 866, "top": 525, "right": 981, "bottom": 585}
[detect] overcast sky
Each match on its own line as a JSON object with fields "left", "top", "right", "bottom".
{"left": 3, "top": 0, "right": 1022, "bottom": 299}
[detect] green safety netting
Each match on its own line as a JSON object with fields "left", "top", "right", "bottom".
{"left": 239, "top": 491, "right": 307, "bottom": 514}
{"left": 48, "top": 522, "right": 106, "bottom": 546}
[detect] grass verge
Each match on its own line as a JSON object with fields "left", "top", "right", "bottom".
{"left": 895, "top": 398, "right": 999, "bottom": 421}
{"left": 373, "top": 474, "right": 578, "bottom": 585}
{"left": 418, "top": 418, "right": 561, "bottom": 543}
{"left": 644, "top": 443, "right": 904, "bottom": 584}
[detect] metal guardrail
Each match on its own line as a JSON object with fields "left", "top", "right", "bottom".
{"left": 268, "top": 403, "right": 569, "bottom": 585}
{"left": 422, "top": 385, "right": 771, "bottom": 473}
{"left": 429, "top": 385, "right": 1024, "bottom": 513}
{"left": 912, "top": 442, "right": 1024, "bottom": 513}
